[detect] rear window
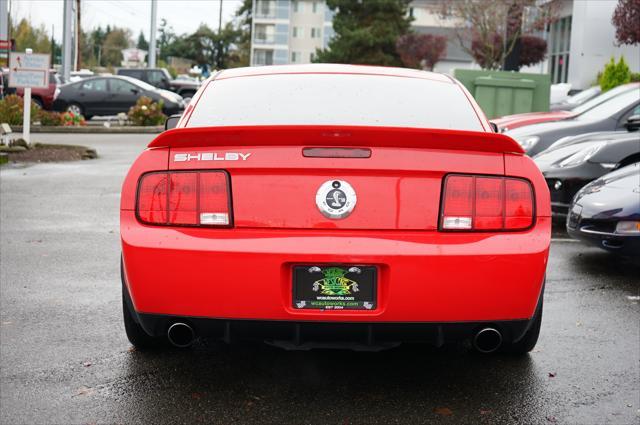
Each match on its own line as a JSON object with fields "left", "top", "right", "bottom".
{"left": 187, "top": 74, "right": 483, "bottom": 131}
{"left": 119, "top": 69, "right": 144, "bottom": 80}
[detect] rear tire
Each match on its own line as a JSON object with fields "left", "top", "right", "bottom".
{"left": 121, "top": 260, "right": 167, "bottom": 350}
{"left": 503, "top": 292, "right": 543, "bottom": 355}
{"left": 66, "top": 102, "right": 84, "bottom": 116}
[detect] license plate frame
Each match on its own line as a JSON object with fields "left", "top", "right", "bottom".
{"left": 292, "top": 265, "right": 377, "bottom": 310}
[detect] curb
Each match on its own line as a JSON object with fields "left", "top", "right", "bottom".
{"left": 11, "top": 125, "right": 163, "bottom": 134}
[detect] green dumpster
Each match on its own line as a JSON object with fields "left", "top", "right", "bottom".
{"left": 454, "top": 69, "right": 551, "bottom": 119}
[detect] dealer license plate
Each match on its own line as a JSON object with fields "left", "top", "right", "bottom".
{"left": 292, "top": 265, "right": 377, "bottom": 310}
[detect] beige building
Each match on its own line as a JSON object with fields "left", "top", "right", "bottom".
{"left": 251, "top": 0, "right": 334, "bottom": 66}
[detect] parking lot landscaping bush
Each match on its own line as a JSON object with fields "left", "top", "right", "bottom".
{"left": 128, "top": 97, "right": 166, "bottom": 126}
{"left": 599, "top": 56, "right": 632, "bottom": 91}
{"left": 0, "top": 95, "right": 38, "bottom": 125}
{"left": 37, "top": 110, "right": 64, "bottom": 126}
{"left": 60, "top": 111, "right": 86, "bottom": 126}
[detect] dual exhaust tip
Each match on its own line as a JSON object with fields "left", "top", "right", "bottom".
{"left": 167, "top": 322, "right": 195, "bottom": 348}
{"left": 167, "top": 322, "right": 504, "bottom": 352}
{"left": 473, "top": 327, "right": 503, "bottom": 353}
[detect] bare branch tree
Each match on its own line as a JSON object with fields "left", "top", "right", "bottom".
{"left": 437, "top": 0, "right": 557, "bottom": 70}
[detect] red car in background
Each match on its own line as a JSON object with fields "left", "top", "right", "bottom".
{"left": 2, "top": 69, "right": 60, "bottom": 110}
{"left": 493, "top": 83, "right": 640, "bottom": 132}
{"left": 120, "top": 64, "right": 551, "bottom": 355}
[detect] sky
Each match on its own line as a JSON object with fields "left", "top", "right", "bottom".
{"left": 10, "top": 0, "right": 243, "bottom": 42}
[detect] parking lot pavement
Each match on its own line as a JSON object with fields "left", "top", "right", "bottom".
{"left": 1, "top": 133, "right": 639, "bottom": 424}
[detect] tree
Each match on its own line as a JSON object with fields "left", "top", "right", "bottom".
{"left": 612, "top": 0, "right": 640, "bottom": 45}
{"left": 186, "top": 23, "right": 241, "bottom": 70}
{"left": 518, "top": 35, "right": 547, "bottom": 68}
{"left": 396, "top": 33, "right": 447, "bottom": 70}
{"left": 233, "top": 0, "right": 253, "bottom": 67}
{"left": 101, "top": 28, "right": 131, "bottom": 67}
{"left": 11, "top": 18, "right": 51, "bottom": 53}
{"left": 314, "top": 0, "right": 413, "bottom": 66}
{"left": 439, "top": 0, "right": 555, "bottom": 70}
{"left": 137, "top": 31, "right": 149, "bottom": 50}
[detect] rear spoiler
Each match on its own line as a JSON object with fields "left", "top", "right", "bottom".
{"left": 148, "top": 125, "right": 525, "bottom": 155}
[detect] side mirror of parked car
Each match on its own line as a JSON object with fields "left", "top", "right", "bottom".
{"left": 165, "top": 114, "right": 181, "bottom": 131}
{"left": 624, "top": 115, "right": 640, "bottom": 132}
{"left": 489, "top": 121, "right": 499, "bottom": 133}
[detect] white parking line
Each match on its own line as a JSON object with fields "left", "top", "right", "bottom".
{"left": 551, "top": 238, "right": 581, "bottom": 243}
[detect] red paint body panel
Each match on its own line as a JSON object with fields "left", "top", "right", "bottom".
{"left": 148, "top": 125, "right": 524, "bottom": 154}
{"left": 122, "top": 212, "right": 549, "bottom": 322}
{"left": 168, "top": 145, "right": 505, "bottom": 230}
{"left": 492, "top": 110, "right": 574, "bottom": 131}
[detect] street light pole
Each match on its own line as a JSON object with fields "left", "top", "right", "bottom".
{"left": 62, "top": 0, "right": 73, "bottom": 81}
{"left": 149, "top": 0, "right": 157, "bottom": 68}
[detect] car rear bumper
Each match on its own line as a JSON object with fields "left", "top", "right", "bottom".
{"left": 121, "top": 211, "right": 550, "bottom": 324}
{"left": 133, "top": 312, "right": 534, "bottom": 349}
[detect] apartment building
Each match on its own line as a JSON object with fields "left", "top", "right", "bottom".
{"left": 251, "top": 0, "right": 334, "bottom": 66}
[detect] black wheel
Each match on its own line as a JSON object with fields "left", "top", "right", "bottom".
{"left": 31, "top": 97, "right": 43, "bottom": 109}
{"left": 503, "top": 292, "right": 543, "bottom": 355}
{"left": 66, "top": 102, "right": 84, "bottom": 116}
{"left": 121, "top": 260, "right": 167, "bottom": 350}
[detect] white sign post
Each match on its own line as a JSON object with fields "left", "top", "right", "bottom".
{"left": 9, "top": 49, "right": 50, "bottom": 145}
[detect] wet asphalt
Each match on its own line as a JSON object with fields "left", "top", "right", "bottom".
{"left": 0, "top": 134, "right": 639, "bottom": 425}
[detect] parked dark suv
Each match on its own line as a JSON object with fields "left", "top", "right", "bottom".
{"left": 116, "top": 68, "right": 200, "bottom": 102}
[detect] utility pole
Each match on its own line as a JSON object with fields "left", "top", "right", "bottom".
{"left": 216, "top": 0, "right": 223, "bottom": 69}
{"left": 62, "top": 0, "right": 73, "bottom": 81}
{"left": 148, "top": 0, "right": 157, "bottom": 68}
{"left": 75, "top": 0, "right": 81, "bottom": 70}
{"left": 51, "top": 25, "right": 55, "bottom": 64}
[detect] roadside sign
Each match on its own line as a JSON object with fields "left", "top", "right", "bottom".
{"left": 8, "top": 52, "right": 50, "bottom": 89}
{"left": 0, "top": 40, "right": 11, "bottom": 50}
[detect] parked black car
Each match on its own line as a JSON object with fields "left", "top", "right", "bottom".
{"left": 567, "top": 162, "right": 640, "bottom": 257}
{"left": 53, "top": 75, "right": 185, "bottom": 119}
{"left": 116, "top": 68, "right": 200, "bottom": 102}
{"left": 506, "top": 83, "right": 640, "bottom": 156}
{"left": 534, "top": 116, "right": 640, "bottom": 215}
{"left": 550, "top": 86, "right": 601, "bottom": 111}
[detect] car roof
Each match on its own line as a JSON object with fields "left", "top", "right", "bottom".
{"left": 215, "top": 64, "right": 454, "bottom": 83}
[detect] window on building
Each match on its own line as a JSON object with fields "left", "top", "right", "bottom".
{"left": 311, "top": 28, "right": 321, "bottom": 38}
{"left": 256, "top": 0, "right": 275, "bottom": 18}
{"left": 312, "top": 1, "right": 319, "bottom": 13}
{"left": 547, "top": 16, "right": 572, "bottom": 84}
{"left": 253, "top": 50, "right": 274, "bottom": 66}
{"left": 291, "top": 52, "right": 300, "bottom": 63}
{"left": 255, "top": 24, "right": 275, "bottom": 43}
{"left": 293, "top": 0, "right": 302, "bottom": 13}
{"left": 292, "top": 27, "right": 303, "bottom": 38}
{"left": 310, "top": 52, "right": 315, "bottom": 62}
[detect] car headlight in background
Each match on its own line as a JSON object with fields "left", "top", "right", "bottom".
{"left": 516, "top": 136, "right": 540, "bottom": 151}
{"left": 615, "top": 221, "right": 640, "bottom": 234}
{"left": 556, "top": 143, "right": 605, "bottom": 168}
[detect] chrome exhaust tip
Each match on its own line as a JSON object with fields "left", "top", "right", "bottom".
{"left": 167, "top": 322, "right": 195, "bottom": 348}
{"left": 473, "top": 327, "right": 503, "bottom": 353}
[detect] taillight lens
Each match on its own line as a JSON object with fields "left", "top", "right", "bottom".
{"left": 440, "top": 175, "right": 533, "bottom": 231}
{"left": 136, "top": 171, "right": 231, "bottom": 227}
